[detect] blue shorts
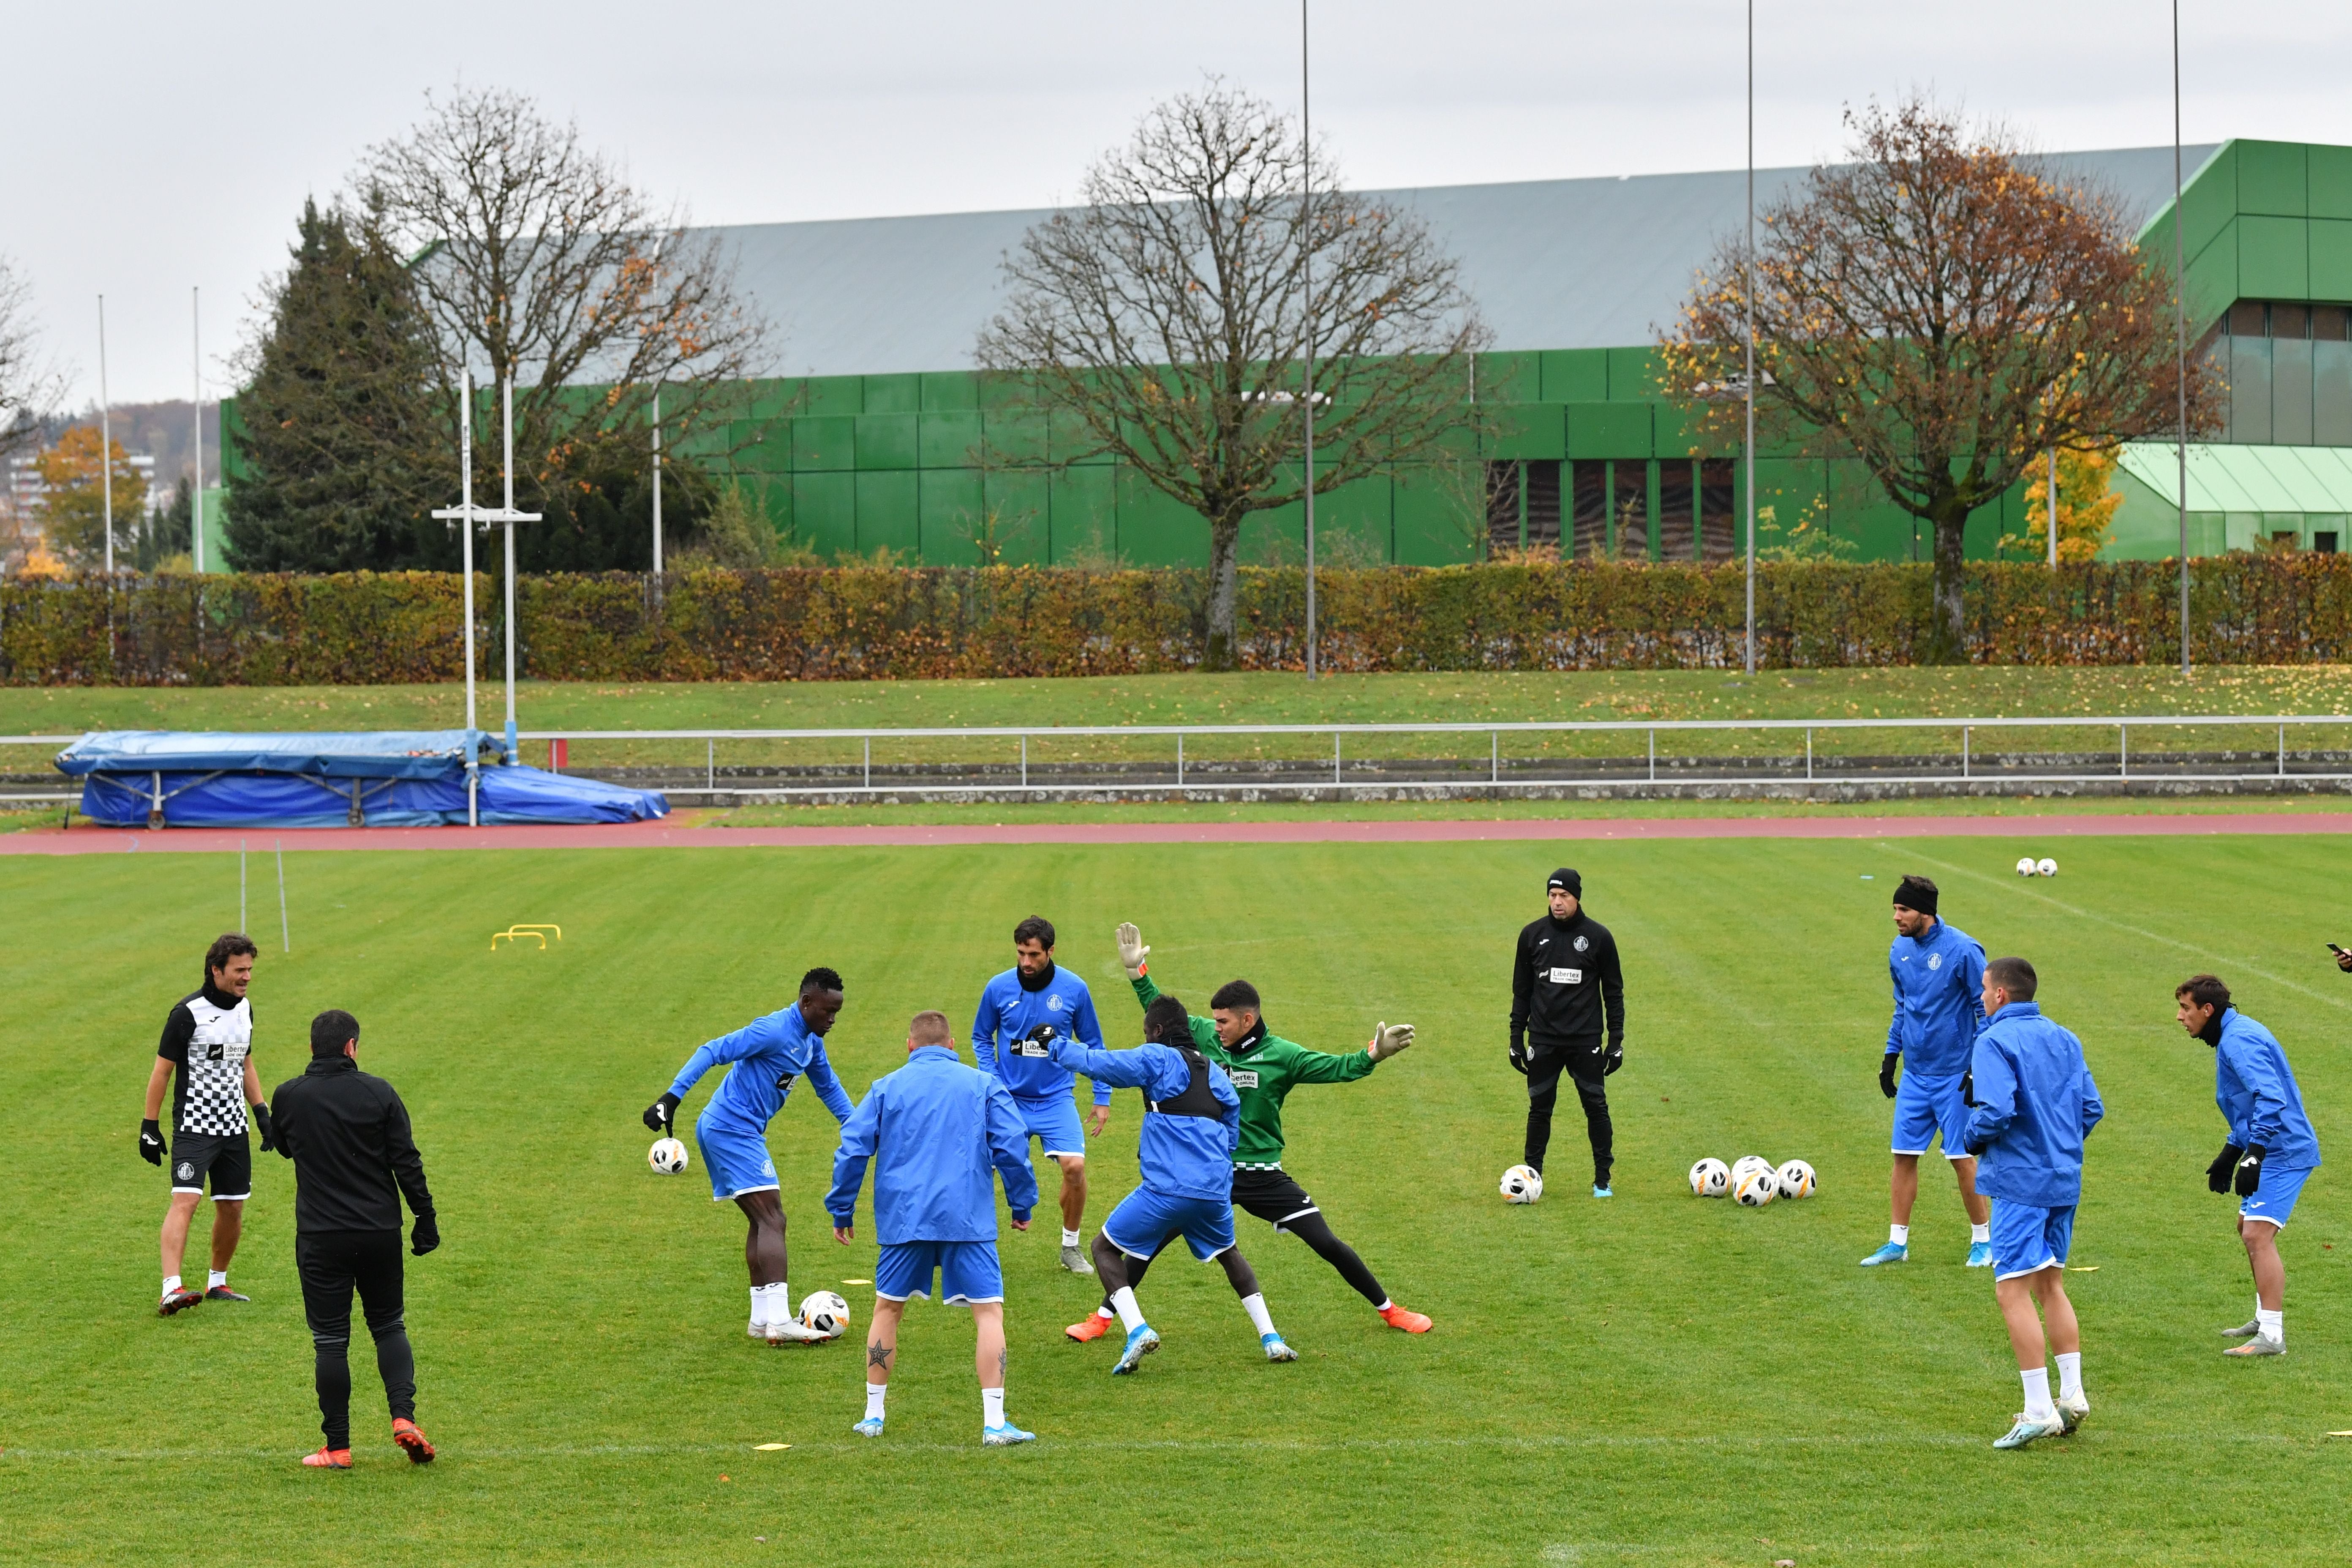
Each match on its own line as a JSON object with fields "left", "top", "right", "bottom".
{"left": 1989, "top": 1198, "right": 2076, "bottom": 1280}
{"left": 1892, "top": 1070, "right": 1970, "bottom": 1159}
{"left": 695, "top": 1121, "right": 778, "bottom": 1202}
{"left": 1013, "top": 1094, "right": 1089, "bottom": 1160}
{"left": 874, "top": 1239, "right": 1004, "bottom": 1305}
{"left": 2241, "top": 1164, "right": 2316, "bottom": 1229}
{"left": 1102, "top": 1186, "right": 1235, "bottom": 1263}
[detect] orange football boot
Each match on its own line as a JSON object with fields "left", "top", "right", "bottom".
{"left": 1064, "top": 1312, "right": 1114, "bottom": 1343}
{"left": 392, "top": 1418, "right": 436, "bottom": 1464}
{"left": 302, "top": 1446, "right": 354, "bottom": 1469}
{"left": 1378, "top": 1303, "right": 1433, "bottom": 1334}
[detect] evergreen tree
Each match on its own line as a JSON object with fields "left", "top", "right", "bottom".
{"left": 226, "top": 197, "right": 453, "bottom": 572}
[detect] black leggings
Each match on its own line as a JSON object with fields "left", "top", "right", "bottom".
{"left": 1526, "top": 1044, "right": 1612, "bottom": 1182}
{"left": 1109, "top": 1209, "right": 1384, "bottom": 1308}
{"left": 297, "top": 1229, "right": 415, "bottom": 1449}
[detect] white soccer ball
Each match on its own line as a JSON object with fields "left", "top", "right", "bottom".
{"left": 2015, "top": 856, "right": 2038, "bottom": 877}
{"left": 1729, "top": 1154, "right": 1773, "bottom": 1188}
{"left": 648, "top": 1136, "right": 689, "bottom": 1174}
{"left": 1733, "top": 1166, "right": 1778, "bottom": 1206}
{"left": 1500, "top": 1164, "right": 1544, "bottom": 1204}
{"left": 1689, "top": 1157, "right": 1730, "bottom": 1198}
{"left": 797, "top": 1289, "right": 852, "bottom": 1339}
{"left": 1775, "top": 1159, "right": 1817, "bottom": 1199}
{"left": 2036, "top": 858, "right": 2058, "bottom": 878}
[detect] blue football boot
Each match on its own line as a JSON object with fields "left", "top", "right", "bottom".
{"left": 1111, "top": 1323, "right": 1160, "bottom": 1375}
{"left": 1858, "top": 1242, "right": 1909, "bottom": 1267}
{"left": 1966, "top": 1241, "right": 1994, "bottom": 1268}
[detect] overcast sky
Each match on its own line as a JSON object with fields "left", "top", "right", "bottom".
{"left": 5, "top": 0, "right": 2346, "bottom": 405}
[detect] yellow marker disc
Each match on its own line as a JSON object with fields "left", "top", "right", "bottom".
{"left": 2066, "top": 1265, "right": 2099, "bottom": 1272}
{"left": 754, "top": 1443, "right": 792, "bottom": 1451}
{"left": 842, "top": 1279, "right": 871, "bottom": 1285}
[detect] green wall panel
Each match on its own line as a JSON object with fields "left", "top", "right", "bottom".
{"left": 1474, "top": 351, "right": 1538, "bottom": 403}
{"left": 2308, "top": 219, "right": 2352, "bottom": 300}
{"left": 1540, "top": 349, "right": 1609, "bottom": 403}
{"left": 861, "top": 373, "right": 921, "bottom": 414}
{"left": 792, "top": 415, "right": 855, "bottom": 471}
{"left": 919, "top": 411, "right": 985, "bottom": 469}
{"left": 921, "top": 372, "right": 981, "bottom": 411}
{"left": 792, "top": 471, "right": 857, "bottom": 557}
{"left": 981, "top": 470, "right": 1052, "bottom": 566}
{"left": 1051, "top": 409, "right": 1111, "bottom": 465}
{"left": 1490, "top": 402, "right": 1565, "bottom": 460}
{"left": 854, "top": 471, "right": 920, "bottom": 557}
{"left": 1605, "top": 347, "right": 1662, "bottom": 400}
{"left": 918, "top": 469, "right": 984, "bottom": 564}
{"left": 2237, "top": 141, "right": 2308, "bottom": 217}
{"left": 1391, "top": 466, "right": 1479, "bottom": 565}
{"left": 1113, "top": 470, "right": 1208, "bottom": 567}
{"left": 984, "top": 414, "right": 1048, "bottom": 466}
{"left": 1565, "top": 401, "right": 1654, "bottom": 459}
{"left": 2240, "top": 215, "right": 2311, "bottom": 297}
{"left": 2184, "top": 228, "right": 2239, "bottom": 326}
{"left": 1047, "top": 465, "right": 1117, "bottom": 560}
{"left": 2311, "top": 145, "right": 2352, "bottom": 222}
{"left": 745, "top": 379, "right": 799, "bottom": 420}
{"left": 855, "top": 412, "right": 919, "bottom": 470}
{"left": 801, "top": 376, "right": 864, "bottom": 418}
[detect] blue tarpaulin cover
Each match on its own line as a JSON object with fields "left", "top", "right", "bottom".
{"left": 56, "top": 731, "right": 668, "bottom": 829}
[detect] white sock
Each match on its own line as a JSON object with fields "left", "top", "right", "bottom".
{"left": 1889, "top": 1224, "right": 1910, "bottom": 1247}
{"left": 864, "top": 1382, "right": 887, "bottom": 1421}
{"left": 981, "top": 1386, "right": 1006, "bottom": 1428}
{"left": 1970, "top": 1222, "right": 1990, "bottom": 1244}
{"left": 750, "top": 1285, "right": 765, "bottom": 1324}
{"left": 1094, "top": 1305, "right": 1115, "bottom": 1321}
{"left": 1061, "top": 1228, "right": 1082, "bottom": 1248}
{"left": 1240, "top": 1292, "right": 1277, "bottom": 1337}
{"left": 1375, "top": 1298, "right": 1394, "bottom": 1312}
{"left": 1111, "top": 1286, "right": 1143, "bottom": 1331}
{"left": 2258, "top": 1307, "right": 2283, "bottom": 1345}
{"left": 2054, "top": 1350, "right": 2082, "bottom": 1402}
{"left": 756, "top": 1282, "right": 790, "bottom": 1325}
{"left": 208, "top": 1270, "right": 229, "bottom": 1290}
{"left": 2020, "top": 1366, "right": 2057, "bottom": 1424}
{"left": 161, "top": 1274, "right": 182, "bottom": 1299}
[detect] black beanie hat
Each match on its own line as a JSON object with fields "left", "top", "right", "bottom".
{"left": 1892, "top": 875, "right": 1938, "bottom": 917}
{"left": 1547, "top": 867, "right": 1582, "bottom": 897}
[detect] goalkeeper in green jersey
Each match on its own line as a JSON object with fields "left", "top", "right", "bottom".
{"left": 1066, "top": 922, "right": 1433, "bottom": 1342}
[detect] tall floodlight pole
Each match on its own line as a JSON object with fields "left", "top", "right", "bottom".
{"left": 2048, "top": 446, "right": 2060, "bottom": 567}
{"left": 1300, "top": 0, "right": 1318, "bottom": 679}
{"left": 501, "top": 376, "right": 520, "bottom": 762}
{"left": 2173, "top": 0, "right": 2191, "bottom": 675}
{"left": 1742, "top": 0, "right": 1756, "bottom": 675}
{"left": 651, "top": 386, "right": 664, "bottom": 574}
{"left": 191, "top": 288, "right": 205, "bottom": 572}
{"left": 98, "top": 296, "right": 114, "bottom": 574}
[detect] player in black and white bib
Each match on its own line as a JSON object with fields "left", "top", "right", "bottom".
{"left": 140, "top": 933, "right": 275, "bottom": 1315}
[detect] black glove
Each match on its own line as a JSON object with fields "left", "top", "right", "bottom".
{"left": 1964, "top": 1134, "right": 1990, "bottom": 1157}
{"left": 1508, "top": 1040, "right": 1528, "bottom": 1076}
{"left": 1960, "top": 1071, "right": 1976, "bottom": 1107}
{"left": 251, "top": 1102, "right": 276, "bottom": 1153}
{"left": 2233, "top": 1145, "right": 2266, "bottom": 1199}
{"left": 643, "top": 1092, "right": 681, "bottom": 1135}
{"left": 139, "top": 1118, "right": 165, "bottom": 1166}
{"left": 2207, "top": 1143, "right": 2244, "bottom": 1194}
{"left": 411, "top": 1213, "right": 441, "bottom": 1256}
{"left": 1603, "top": 1040, "right": 1623, "bottom": 1077}
{"left": 1878, "top": 1056, "right": 1899, "bottom": 1098}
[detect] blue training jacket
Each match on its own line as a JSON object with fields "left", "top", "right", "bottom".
{"left": 825, "top": 1045, "right": 1039, "bottom": 1243}
{"left": 669, "top": 1001, "right": 855, "bottom": 1138}
{"left": 1045, "top": 1037, "right": 1238, "bottom": 1201}
{"left": 1886, "top": 919, "right": 1986, "bottom": 1079}
{"left": 2214, "top": 1008, "right": 2322, "bottom": 1170}
{"left": 1963, "top": 1001, "right": 2104, "bottom": 1206}
{"left": 971, "top": 965, "right": 1109, "bottom": 1105}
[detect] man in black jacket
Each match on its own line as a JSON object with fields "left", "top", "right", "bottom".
{"left": 270, "top": 1009, "right": 439, "bottom": 1470}
{"left": 1509, "top": 868, "right": 1626, "bottom": 1196}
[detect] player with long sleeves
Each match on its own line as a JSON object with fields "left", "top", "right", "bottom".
{"left": 2176, "top": 973, "right": 2322, "bottom": 1356}
{"left": 1048, "top": 996, "right": 1297, "bottom": 1373}
{"left": 643, "top": 966, "right": 854, "bottom": 1345}
{"left": 1961, "top": 956, "right": 2103, "bottom": 1450}
{"left": 971, "top": 916, "right": 1111, "bottom": 1274}
{"left": 826, "top": 1010, "right": 1041, "bottom": 1446}
{"left": 1509, "top": 868, "right": 1626, "bottom": 1197}
{"left": 1065, "top": 923, "right": 1429, "bottom": 1343}
{"left": 1862, "top": 875, "right": 1993, "bottom": 1268}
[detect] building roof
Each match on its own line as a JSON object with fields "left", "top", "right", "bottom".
{"left": 2120, "top": 441, "right": 2352, "bottom": 515}
{"left": 718, "top": 144, "right": 2220, "bottom": 378}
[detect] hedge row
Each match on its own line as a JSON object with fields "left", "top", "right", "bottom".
{"left": 7, "top": 557, "right": 2352, "bottom": 686}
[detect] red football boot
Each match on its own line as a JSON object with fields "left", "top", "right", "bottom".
{"left": 302, "top": 1447, "right": 354, "bottom": 1469}
{"left": 1064, "top": 1312, "right": 1114, "bottom": 1343}
{"left": 1378, "top": 1303, "right": 1434, "bottom": 1334}
{"left": 392, "top": 1418, "right": 436, "bottom": 1464}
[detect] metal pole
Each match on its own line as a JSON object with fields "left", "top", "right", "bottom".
{"left": 1648, "top": 728, "right": 1656, "bottom": 781}
{"left": 651, "top": 386, "right": 664, "bottom": 575}
{"left": 2047, "top": 447, "right": 2060, "bottom": 567}
{"left": 1806, "top": 727, "right": 1813, "bottom": 781}
{"left": 2278, "top": 721, "right": 2285, "bottom": 778}
{"left": 240, "top": 840, "right": 247, "bottom": 931}
{"left": 864, "top": 735, "right": 871, "bottom": 790}
{"left": 1492, "top": 730, "right": 1499, "bottom": 784}
{"left": 2120, "top": 724, "right": 2129, "bottom": 779}
{"left": 1177, "top": 733, "right": 1185, "bottom": 787}
{"left": 1021, "top": 734, "right": 1028, "bottom": 790}
{"left": 461, "top": 370, "right": 478, "bottom": 826}
{"left": 275, "top": 839, "right": 289, "bottom": 954}
{"left": 1334, "top": 730, "right": 1341, "bottom": 785}
{"left": 1300, "top": 0, "right": 1317, "bottom": 680}
{"left": 502, "top": 376, "right": 519, "bottom": 763}
{"left": 2173, "top": 0, "right": 2190, "bottom": 675}
{"left": 191, "top": 287, "right": 204, "bottom": 572}
{"left": 98, "top": 296, "right": 113, "bottom": 574}
{"left": 1742, "top": 0, "right": 1756, "bottom": 675}
{"left": 1963, "top": 725, "right": 1971, "bottom": 779}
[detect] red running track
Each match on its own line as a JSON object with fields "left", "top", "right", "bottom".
{"left": 3, "top": 812, "right": 2347, "bottom": 855}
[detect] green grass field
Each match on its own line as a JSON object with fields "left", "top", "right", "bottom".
{"left": 7, "top": 833, "right": 2352, "bottom": 1565}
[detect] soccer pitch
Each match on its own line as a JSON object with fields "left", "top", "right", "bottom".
{"left": 5, "top": 832, "right": 2349, "bottom": 1566}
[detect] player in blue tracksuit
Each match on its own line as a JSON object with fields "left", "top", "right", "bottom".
{"left": 1962, "top": 956, "right": 2104, "bottom": 1450}
{"left": 826, "top": 1010, "right": 1042, "bottom": 1446}
{"left": 1861, "top": 875, "right": 1994, "bottom": 1268}
{"left": 643, "top": 967, "right": 854, "bottom": 1345}
{"left": 2176, "top": 973, "right": 2322, "bottom": 1356}
{"left": 971, "top": 916, "right": 1111, "bottom": 1273}
{"left": 1046, "top": 995, "right": 1297, "bottom": 1374}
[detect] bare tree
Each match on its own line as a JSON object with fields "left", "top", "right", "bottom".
{"left": 1660, "top": 98, "right": 2220, "bottom": 662}
{"left": 360, "top": 85, "right": 770, "bottom": 511}
{"left": 0, "top": 255, "right": 64, "bottom": 460}
{"left": 977, "top": 82, "right": 1486, "bottom": 670}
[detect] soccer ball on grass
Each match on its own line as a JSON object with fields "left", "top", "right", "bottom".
{"left": 1688, "top": 1157, "right": 1730, "bottom": 1197}
{"left": 1729, "top": 1154, "right": 1773, "bottom": 1189}
{"left": 798, "top": 1290, "right": 852, "bottom": 1339}
{"left": 1732, "top": 1166, "right": 1778, "bottom": 1206}
{"left": 2036, "top": 858, "right": 2058, "bottom": 877}
{"left": 1500, "top": 1165, "right": 1544, "bottom": 1204}
{"left": 1775, "top": 1159, "right": 1817, "bottom": 1199}
{"left": 2015, "top": 856, "right": 2038, "bottom": 877}
{"left": 648, "top": 1137, "right": 689, "bottom": 1174}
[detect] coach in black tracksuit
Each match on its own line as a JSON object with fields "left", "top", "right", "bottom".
{"left": 1510, "top": 867, "right": 1626, "bottom": 1192}
{"left": 271, "top": 1008, "right": 438, "bottom": 1464}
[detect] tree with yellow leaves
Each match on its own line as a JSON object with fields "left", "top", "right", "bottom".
{"left": 34, "top": 425, "right": 147, "bottom": 569}
{"left": 2013, "top": 446, "right": 2122, "bottom": 564}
